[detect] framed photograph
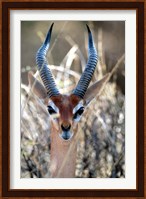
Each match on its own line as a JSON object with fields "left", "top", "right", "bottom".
{"left": 1, "top": 0, "right": 145, "bottom": 198}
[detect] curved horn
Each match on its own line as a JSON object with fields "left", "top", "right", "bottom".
{"left": 72, "top": 25, "right": 98, "bottom": 98}
{"left": 36, "top": 23, "right": 60, "bottom": 98}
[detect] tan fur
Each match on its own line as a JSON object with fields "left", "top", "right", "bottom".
{"left": 50, "top": 124, "right": 78, "bottom": 177}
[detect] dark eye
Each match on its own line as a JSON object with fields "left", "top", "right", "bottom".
{"left": 73, "top": 107, "right": 84, "bottom": 119}
{"left": 47, "top": 106, "right": 56, "bottom": 115}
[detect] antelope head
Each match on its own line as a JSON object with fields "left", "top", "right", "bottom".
{"left": 28, "top": 23, "right": 109, "bottom": 141}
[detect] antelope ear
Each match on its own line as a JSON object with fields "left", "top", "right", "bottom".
{"left": 28, "top": 71, "right": 47, "bottom": 99}
{"left": 83, "top": 73, "right": 110, "bottom": 106}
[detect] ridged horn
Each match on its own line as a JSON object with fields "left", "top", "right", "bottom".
{"left": 72, "top": 25, "right": 98, "bottom": 98}
{"left": 36, "top": 23, "right": 60, "bottom": 98}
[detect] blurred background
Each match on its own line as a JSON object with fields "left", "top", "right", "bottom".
{"left": 21, "top": 21, "right": 125, "bottom": 178}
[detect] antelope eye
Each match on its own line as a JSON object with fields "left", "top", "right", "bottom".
{"left": 47, "top": 106, "right": 56, "bottom": 115}
{"left": 73, "top": 107, "right": 84, "bottom": 119}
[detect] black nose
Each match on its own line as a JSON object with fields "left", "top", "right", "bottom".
{"left": 61, "top": 124, "right": 71, "bottom": 131}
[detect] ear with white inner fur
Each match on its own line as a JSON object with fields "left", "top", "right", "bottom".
{"left": 83, "top": 73, "right": 110, "bottom": 106}
{"left": 28, "top": 71, "right": 47, "bottom": 99}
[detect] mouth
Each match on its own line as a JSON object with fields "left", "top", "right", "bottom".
{"left": 59, "top": 131, "right": 73, "bottom": 141}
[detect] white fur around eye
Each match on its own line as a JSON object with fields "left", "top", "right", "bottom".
{"left": 73, "top": 115, "right": 82, "bottom": 122}
{"left": 73, "top": 103, "right": 84, "bottom": 122}
{"left": 48, "top": 100, "right": 59, "bottom": 113}
{"left": 48, "top": 100, "right": 60, "bottom": 120}
{"left": 73, "top": 101, "right": 83, "bottom": 114}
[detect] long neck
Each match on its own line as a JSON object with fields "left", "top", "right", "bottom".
{"left": 49, "top": 126, "right": 78, "bottom": 178}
